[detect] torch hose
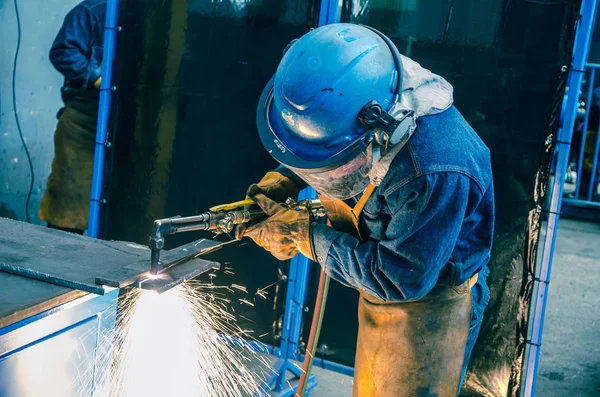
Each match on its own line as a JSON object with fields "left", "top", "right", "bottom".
{"left": 295, "top": 269, "right": 330, "bottom": 396}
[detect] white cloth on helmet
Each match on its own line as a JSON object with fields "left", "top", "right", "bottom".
{"left": 369, "top": 55, "right": 454, "bottom": 186}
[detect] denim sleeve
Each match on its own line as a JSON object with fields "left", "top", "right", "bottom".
{"left": 312, "top": 172, "right": 477, "bottom": 302}
{"left": 50, "top": 5, "right": 101, "bottom": 88}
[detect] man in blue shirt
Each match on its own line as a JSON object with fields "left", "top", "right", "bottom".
{"left": 239, "top": 24, "right": 494, "bottom": 396}
{"left": 39, "top": 0, "right": 106, "bottom": 233}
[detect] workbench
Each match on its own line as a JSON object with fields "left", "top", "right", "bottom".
{"left": 0, "top": 218, "right": 148, "bottom": 396}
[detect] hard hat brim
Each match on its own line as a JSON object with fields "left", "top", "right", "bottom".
{"left": 256, "top": 75, "right": 373, "bottom": 173}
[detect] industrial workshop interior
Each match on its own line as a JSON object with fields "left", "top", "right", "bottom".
{"left": 1, "top": 0, "right": 600, "bottom": 396}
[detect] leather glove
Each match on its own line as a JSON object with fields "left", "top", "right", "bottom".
{"left": 94, "top": 76, "right": 102, "bottom": 89}
{"left": 237, "top": 193, "right": 314, "bottom": 261}
{"left": 246, "top": 171, "right": 299, "bottom": 204}
{"left": 236, "top": 170, "right": 300, "bottom": 238}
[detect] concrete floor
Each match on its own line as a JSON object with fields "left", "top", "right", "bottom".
{"left": 535, "top": 218, "right": 600, "bottom": 396}
{"left": 280, "top": 218, "right": 600, "bottom": 397}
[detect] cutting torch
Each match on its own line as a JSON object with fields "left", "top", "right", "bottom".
{"left": 148, "top": 197, "right": 325, "bottom": 275}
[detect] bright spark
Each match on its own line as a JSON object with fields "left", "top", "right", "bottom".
{"left": 231, "top": 284, "right": 248, "bottom": 293}
{"left": 90, "top": 282, "right": 271, "bottom": 397}
{"left": 239, "top": 299, "right": 254, "bottom": 307}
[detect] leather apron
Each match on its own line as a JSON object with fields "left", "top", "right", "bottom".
{"left": 39, "top": 91, "right": 99, "bottom": 230}
{"left": 319, "top": 185, "right": 476, "bottom": 397}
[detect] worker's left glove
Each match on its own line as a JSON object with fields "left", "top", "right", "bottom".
{"left": 237, "top": 193, "right": 314, "bottom": 261}
{"left": 246, "top": 171, "right": 300, "bottom": 204}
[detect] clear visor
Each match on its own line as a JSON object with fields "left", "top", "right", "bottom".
{"left": 290, "top": 145, "right": 373, "bottom": 200}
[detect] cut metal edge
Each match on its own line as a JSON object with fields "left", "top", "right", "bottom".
{"left": 133, "top": 258, "right": 220, "bottom": 294}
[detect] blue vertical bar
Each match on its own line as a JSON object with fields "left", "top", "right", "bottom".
{"left": 286, "top": 188, "right": 316, "bottom": 359}
{"left": 586, "top": 73, "right": 600, "bottom": 200}
{"left": 274, "top": 251, "right": 298, "bottom": 391}
{"left": 319, "top": 0, "right": 341, "bottom": 25}
{"left": 271, "top": 1, "right": 341, "bottom": 394}
{"left": 576, "top": 68, "right": 594, "bottom": 198}
{"left": 521, "top": 0, "right": 598, "bottom": 395}
{"left": 274, "top": 187, "right": 316, "bottom": 392}
{"left": 88, "top": 0, "right": 119, "bottom": 238}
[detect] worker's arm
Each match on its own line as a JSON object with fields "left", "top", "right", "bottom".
{"left": 49, "top": 4, "right": 102, "bottom": 88}
{"left": 311, "top": 172, "right": 490, "bottom": 302}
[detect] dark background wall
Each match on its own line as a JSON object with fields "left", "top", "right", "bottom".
{"left": 104, "top": 1, "right": 582, "bottom": 396}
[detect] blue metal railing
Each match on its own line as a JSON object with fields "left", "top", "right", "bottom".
{"left": 562, "top": 62, "right": 600, "bottom": 211}
{"left": 521, "top": 0, "right": 599, "bottom": 395}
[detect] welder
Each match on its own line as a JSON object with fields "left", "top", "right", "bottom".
{"left": 238, "top": 23, "right": 494, "bottom": 396}
{"left": 39, "top": 0, "right": 106, "bottom": 234}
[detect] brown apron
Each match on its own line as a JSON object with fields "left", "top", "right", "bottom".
{"left": 319, "top": 185, "right": 475, "bottom": 397}
{"left": 39, "top": 95, "right": 98, "bottom": 230}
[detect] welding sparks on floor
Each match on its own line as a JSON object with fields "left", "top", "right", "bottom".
{"left": 92, "top": 282, "right": 272, "bottom": 397}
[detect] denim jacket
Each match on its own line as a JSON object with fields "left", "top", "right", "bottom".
{"left": 50, "top": 0, "right": 106, "bottom": 89}
{"left": 296, "top": 106, "right": 495, "bottom": 328}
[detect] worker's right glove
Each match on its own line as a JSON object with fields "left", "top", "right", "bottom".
{"left": 246, "top": 171, "right": 300, "bottom": 204}
{"left": 236, "top": 193, "right": 314, "bottom": 261}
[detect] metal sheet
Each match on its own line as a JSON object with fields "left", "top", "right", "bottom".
{"left": 0, "top": 271, "right": 84, "bottom": 329}
{"left": 0, "top": 218, "right": 223, "bottom": 295}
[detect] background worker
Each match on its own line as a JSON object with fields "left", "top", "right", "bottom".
{"left": 39, "top": 0, "right": 106, "bottom": 234}
{"left": 238, "top": 23, "right": 494, "bottom": 396}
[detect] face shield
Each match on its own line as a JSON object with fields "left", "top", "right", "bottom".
{"left": 289, "top": 144, "right": 374, "bottom": 200}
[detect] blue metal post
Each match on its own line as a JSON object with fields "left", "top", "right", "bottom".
{"left": 521, "top": 0, "right": 598, "bottom": 395}
{"left": 273, "top": 188, "right": 317, "bottom": 393}
{"left": 88, "top": 0, "right": 119, "bottom": 238}
{"left": 268, "top": 2, "right": 342, "bottom": 394}
{"left": 575, "top": 68, "right": 594, "bottom": 198}
{"left": 586, "top": 86, "right": 600, "bottom": 200}
{"left": 318, "top": 0, "right": 341, "bottom": 26}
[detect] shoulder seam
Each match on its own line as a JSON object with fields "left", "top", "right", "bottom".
{"left": 383, "top": 169, "right": 486, "bottom": 199}
{"left": 407, "top": 141, "right": 422, "bottom": 177}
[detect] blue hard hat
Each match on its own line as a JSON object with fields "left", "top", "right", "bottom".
{"left": 256, "top": 23, "right": 403, "bottom": 172}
